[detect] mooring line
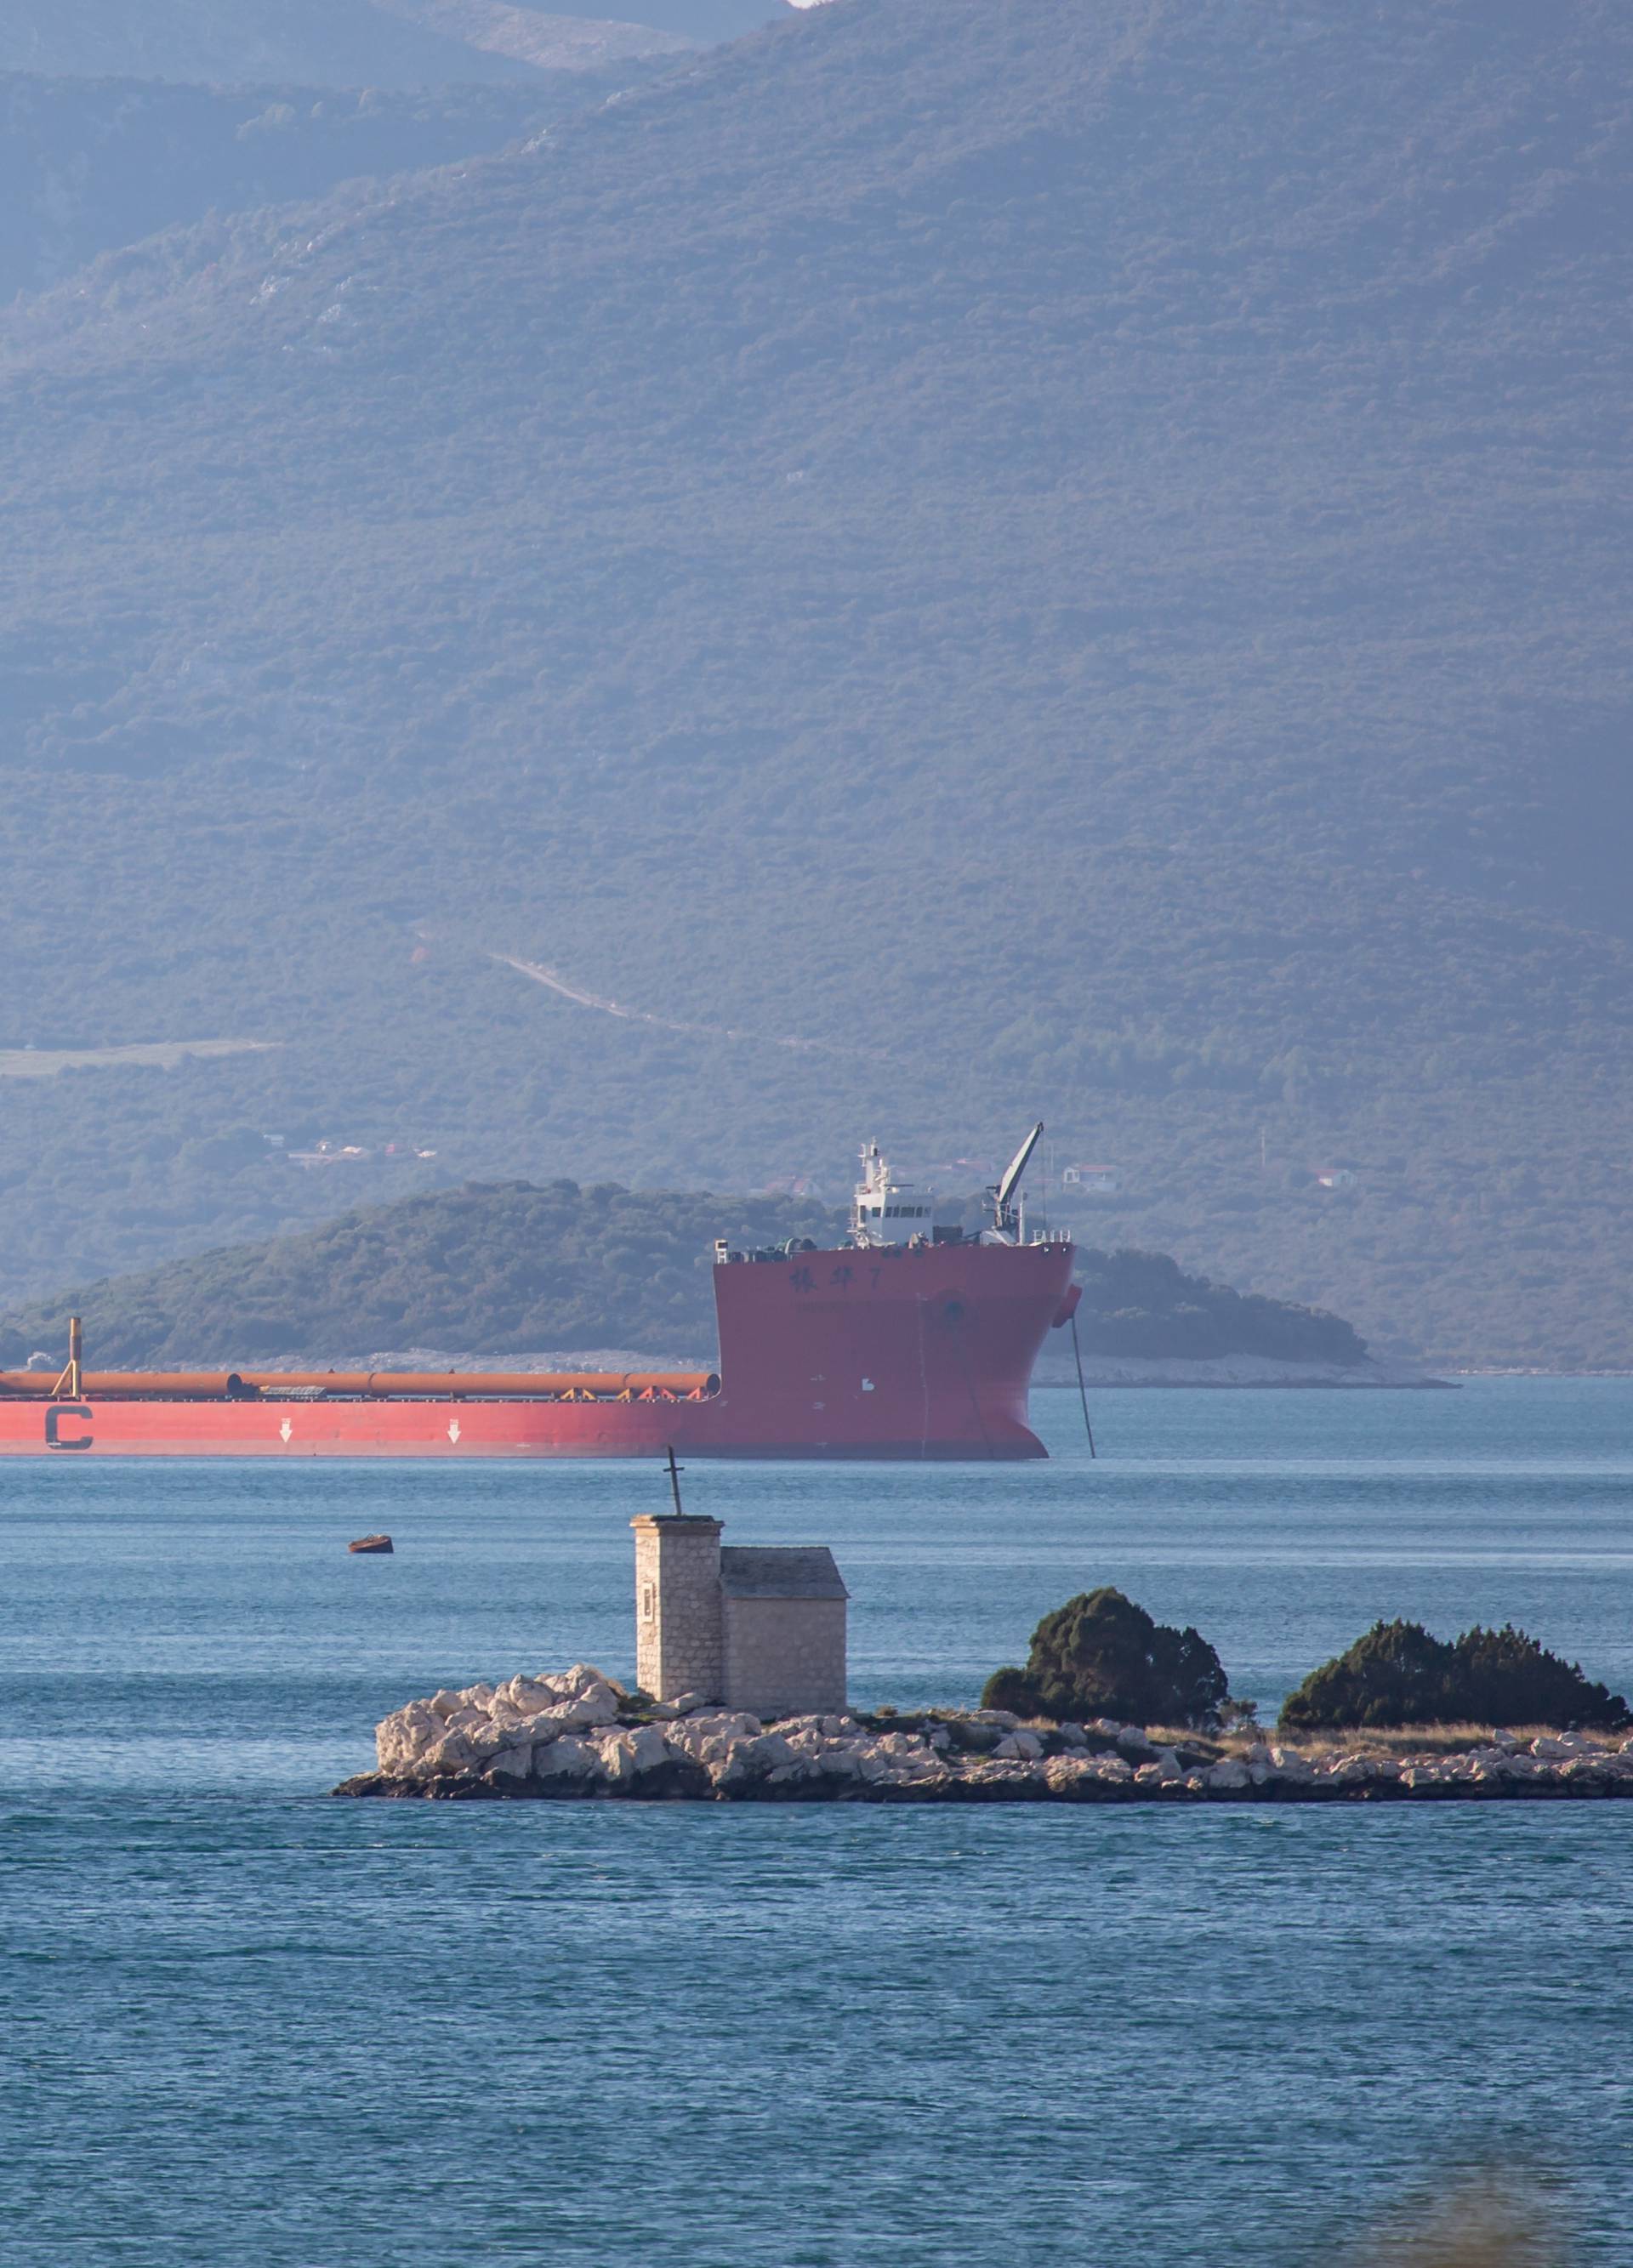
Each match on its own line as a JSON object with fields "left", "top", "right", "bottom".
{"left": 1069, "top": 1310, "right": 1097, "bottom": 1458}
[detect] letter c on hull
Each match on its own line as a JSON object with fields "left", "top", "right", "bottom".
{"left": 45, "top": 1404, "right": 94, "bottom": 1451}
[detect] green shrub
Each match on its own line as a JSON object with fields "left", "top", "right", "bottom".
{"left": 1278, "top": 1618, "right": 1630, "bottom": 1732}
{"left": 981, "top": 1587, "right": 1230, "bottom": 1729}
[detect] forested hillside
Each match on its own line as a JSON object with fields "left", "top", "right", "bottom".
{"left": 0, "top": 75, "right": 595, "bottom": 300}
{"left": 0, "top": 1, "right": 763, "bottom": 87}
{"left": 0, "top": 0, "right": 1629, "bottom": 1367}
{"left": 0, "top": 1185, "right": 1366, "bottom": 1369}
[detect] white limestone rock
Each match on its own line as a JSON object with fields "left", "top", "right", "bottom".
{"left": 600, "top": 1725, "right": 673, "bottom": 1783}
{"left": 525, "top": 1691, "right": 617, "bottom": 1733}
{"left": 1268, "top": 1745, "right": 1312, "bottom": 1777}
{"left": 375, "top": 1699, "right": 441, "bottom": 1773}
{"left": 422, "top": 1729, "right": 477, "bottom": 1777}
{"left": 532, "top": 1735, "right": 600, "bottom": 1782}
{"left": 552, "top": 1663, "right": 614, "bottom": 1699}
{"left": 963, "top": 1756, "right": 1044, "bottom": 1788}
{"left": 1562, "top": 1755, "right": 1613, "bottom": 1788}
{"left": 1327, "top": 1756, "right": 1375, "bottom": 1788}
{"left": 710, "top": 1732, "right": 796, "bottom": 1783}
{"left": 1205, "top": 1758, "right": 1251, "bottom": 1791}
{"left": 856, "top": 1748, "right": 902, "bottom": 1785}
{"left": 668, "top": 1711, "right": 762, "bottom": 1760}
{"left": 765, "top": 1759, "right": 820, "bottom": 1786}
{"left": 711, "top": 1736, "right": 782, "bottom": 1790}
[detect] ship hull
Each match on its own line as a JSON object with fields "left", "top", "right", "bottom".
{"left": 0, "top": 1238, "right": 1076, "bottom": 1460}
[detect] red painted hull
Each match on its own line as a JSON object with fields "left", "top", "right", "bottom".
{"left": 0, "top": 1239, "right": 1076, "bottom": 1460}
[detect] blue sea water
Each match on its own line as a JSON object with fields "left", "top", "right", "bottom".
{"left": 1, "top": 1378, "right": 1630, "bottom": 2266}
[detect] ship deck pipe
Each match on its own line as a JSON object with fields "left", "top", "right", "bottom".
{"left": 0, "top": 1370, "right": 721, "bottom": 1401}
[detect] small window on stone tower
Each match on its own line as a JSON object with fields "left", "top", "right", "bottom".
{"left": 642, "top": 1583, "right": 656, "bottom": 1621}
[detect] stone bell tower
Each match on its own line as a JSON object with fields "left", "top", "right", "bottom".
{"left": 631, "top": 1513, "right": 724, "bottom": 1704}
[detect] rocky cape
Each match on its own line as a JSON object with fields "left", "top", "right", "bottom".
{"left": 334, "top": 1665, "right": 1633, "bottom": 1805}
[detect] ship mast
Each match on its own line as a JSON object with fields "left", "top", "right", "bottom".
{"left": 52, "top": 1315, "right": 83, "bottom": 1401}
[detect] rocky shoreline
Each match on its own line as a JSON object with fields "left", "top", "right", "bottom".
{"left": 1031, "top": 1358, "right": 1453, "bottom": 1390}
{"left": 334, "top": 1664, "right": 1633, "bottom": 1805}
{"left": 247, "top": 1350, "right": 1454, "bottom": 1391}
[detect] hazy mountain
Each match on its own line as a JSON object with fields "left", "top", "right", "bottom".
{"left": 444, "top": 0, "right": 787, "bottom": 39}
{"left": 0, "top": 0, "right": 1629, "bottom": 1368}
{"left": 0, "top": 1, "right": 743, "bottom": 88}
{"left": 0, "top": 73, "right": 616, "bottom": 301}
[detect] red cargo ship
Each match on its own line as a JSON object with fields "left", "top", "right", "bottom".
{"left": 0, "top": 1130, "right": 1078, "bottom": 1459}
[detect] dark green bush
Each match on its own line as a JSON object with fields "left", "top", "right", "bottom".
{"left": 981, "top": 1588, "right": 1230, "bottom": 1729}
{"left": 1278, "top": 1619, "right": 1630, "bottom": 1732}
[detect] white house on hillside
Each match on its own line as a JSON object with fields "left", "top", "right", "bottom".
{"left": 1062, "top": 1163, "right": 1118, "bottom": 1192}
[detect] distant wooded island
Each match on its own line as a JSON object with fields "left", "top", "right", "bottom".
{"left": 0, "top": 1182, "right": 1368, "bottom": 1372}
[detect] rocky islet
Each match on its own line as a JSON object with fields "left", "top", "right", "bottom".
{"left": 335, "top": 1667, "right": 1633, "bottom": 1805}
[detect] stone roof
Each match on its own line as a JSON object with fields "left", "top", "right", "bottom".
{"left": 718, "top": 1545, "right": 848, "bottom": 1601}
